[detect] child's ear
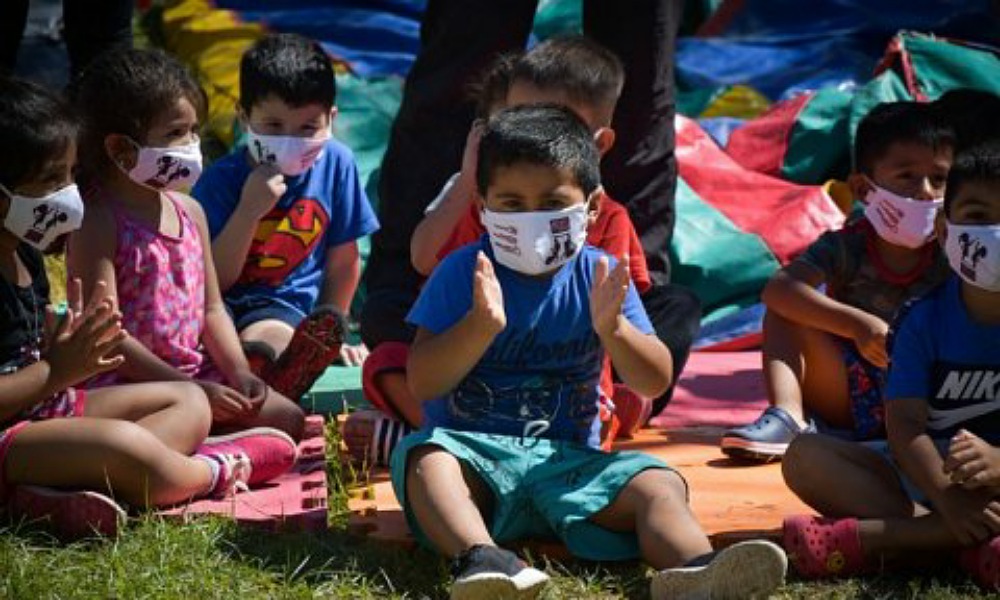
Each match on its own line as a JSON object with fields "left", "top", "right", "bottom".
{"left": 586, "top": 187, "right": 603, "bottom": 226}
{"left": 935, "top": 210, "right": 948, "bottom": 247}
{"left": 104, "top": 134, "right": 137, "bottom": 172}
{"left": 235, "top": 102, "right": 249, "bottom": 128}
{"left": 329, "top": 106, "right": 339, "bottom": 123}
{"left": 847, "top": 172, "right": 872, "bottom": 203}
{"left": 593, "top": 127, "right": 615, "bottom": 157}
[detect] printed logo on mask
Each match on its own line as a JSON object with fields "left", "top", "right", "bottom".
{"left": 491, "top": 223, "right": 520, "bottom": 256}
{"left": 958, "top": 232, "right": 989, "bottom": 281}
{"left": 147, "top": 155, "right": 194, "bottom": 189}
{"left": 545, "top": 216, "right": 578, "bottom": 266}
{"left": 24, "top": 203, "right": 68, "bottom": 244}
{"left": 874, "top": 201, "right": 903, "bottom": 232}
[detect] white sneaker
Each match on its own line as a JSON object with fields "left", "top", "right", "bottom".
{"left": 651, "top": 540, "right": 788, "bottom": 600}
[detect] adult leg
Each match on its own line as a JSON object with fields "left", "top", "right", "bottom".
{"left": 639, "top": 283, "right": 702, "bottom": 416}
{"left": 4, "top": 418, "right": 214, "bottom": 507}
{"left": 405, "top": 444, "right": 496, "bottom": 557}
{"left": 584, "top": 0, "right": 684, "bottom": 285}
{"left": 0, "top": 0, "right": 29, "bottom": 72}
{"left": 361, "top": 0, "right": 537, "bottom": 346}
{"left": 763, "top": 310, "right": 852, "bottom": 428}
{"left": 61, "top": 0, "right": 132, "bottom": 79}
{"left": 83, "top": 381, "right": 211, "bottom": 455}
{"left": 589, "top": 468, "right": 710, "bottom": 570}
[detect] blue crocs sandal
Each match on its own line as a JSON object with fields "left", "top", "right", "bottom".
{"left": 720, "top": 406, "right": 815, "bottom": 462}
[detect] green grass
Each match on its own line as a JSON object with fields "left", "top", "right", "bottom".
{"left": 0, "top": 420, "right": 989, "bottom": 599}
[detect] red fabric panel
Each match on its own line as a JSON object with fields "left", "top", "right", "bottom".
{"left": 725, "top": 92, "right": 812, "bottom": 177}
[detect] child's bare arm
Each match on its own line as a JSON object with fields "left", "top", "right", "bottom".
{"left": 212, "top": 163, "right": 286, "bottom": 291}
{"left": 763, "top": 263, "right": 889, "bottom": 367}
{"left": 319, "top": 241, "right": 361, "bottom": 315}
{"left": 889, "top": 398, "right": 1000, "bottom": 544}
{"left": 591, "top": 255, "right": 672, "bottom": 399}
{"left": 407, "top": 252, "right": 504, "bottom": 402}
{"left": 410, "top": 123, "right": 483, "bottom": 276}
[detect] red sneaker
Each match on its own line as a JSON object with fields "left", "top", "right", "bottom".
{"left": 197, "top": 427, "right": 298, "bottom": 487}
{"left": 961, "top": 535, "right": 1000, "bottom": 590}
{"left": 263, "top": 305, "right": 346, "bottom": 401}
{"left": 783, "top": 515, "right": 870, "bottom": 579}
{"left": 613, "top": 384, "right": 652, "bottom": 439}
{"left": 9, "top": 485, "right": 126, "bottom": 539}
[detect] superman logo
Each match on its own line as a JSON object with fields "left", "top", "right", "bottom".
{"left": 238, "top": 198, "right": 329, "bottom": 286}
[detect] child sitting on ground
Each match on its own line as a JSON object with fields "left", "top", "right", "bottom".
{"left": 721, "top": 101, "right": 954, "bottom": 462}
{"left": 391, "top": 104, "right": 787, "bottom": 599}
{"left": 349, "top": 36, "right": 701, "bottom": 466}
{"left": 0, "top": 75, "right": 263, "bottom": 538}
{"left": 192, "top": 34, "right": 379, "bottom": 399}
{"left": 781, "top": 141, "right": 1000, "bottom": 589}
{"left": 67, "top": 47, "right": 304, "bottom": 466}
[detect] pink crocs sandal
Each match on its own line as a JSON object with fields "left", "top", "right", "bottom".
{"left": 9, "top": 485, "right": 126, "bottom": 539}
{"left": 783, "top": 515, "right": 870, "bottom": 579}
{"left": 961, "top": 535, "right": 1000, "bottom": 590}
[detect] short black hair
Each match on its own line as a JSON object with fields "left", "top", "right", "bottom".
{"left": 72, "top": 47, "right": 205, "bottom": 175}
{"left": 934, "top": 88, "right": 1000, "bottom": 152}
{"left": 855, "top": 101, "right": 955, "bottom": 175}
{"left": 944, "top": 142, "right": 1000, "bottom": 218}
{"left": 476, "top": 104, "right": 600, "bottom": 198}
{"left": 240, "top": 33, "right": 336, "bottom": 113}
{"left": 0, "top": 75, "right": 77, "bottom": 189}
{"left": 510, "top": 35, "right": 624, "bottom": 111}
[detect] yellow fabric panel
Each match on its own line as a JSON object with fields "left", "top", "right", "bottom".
{"left": 700, "top": 84, "right": 771, "bottom": 119}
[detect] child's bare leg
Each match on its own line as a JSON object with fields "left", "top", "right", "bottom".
{"left": 218, "top": 389, "right": 306, "bottom": 441}
{"left": 82, "top": 382, "right": 211, "bottom": 454}
{"left": 763, "top": 310, "right": 852, "bottom": 428}
{"left": 4, "top": 418, "right": 214, "bottom": 507}
{"left": 588, "top": 468, "right": 711, "bottom": 570}
{"left": 784, "top": 434, "right": 956, "bottom": 558}
{"left": 405, "top": 445, "right": 495, "bottom": 557}
{"left": 240, "top": 319, "right": 295, "bottom": 356}
{"left": 375, "top": 371, "right": 422, "bottom": 427}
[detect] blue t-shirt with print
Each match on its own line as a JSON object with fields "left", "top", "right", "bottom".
{"left": 887, "top": 276, "right": 1000, "bottom": 442}
{"left": 407, "top": 237, "right": 655, "bottom": 448}
{"left": 192, "top": 138, "right": 379, "bottom": 319}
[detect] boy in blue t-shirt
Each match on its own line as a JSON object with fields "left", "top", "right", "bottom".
{"left": 193, "top": 34, "right": 379, "bottom": 399}
{"left": 781, "top": 143, "right": 1000, "bottom": 589}
{"left": 391, "top": 104, "right": 787, "bottom": 600}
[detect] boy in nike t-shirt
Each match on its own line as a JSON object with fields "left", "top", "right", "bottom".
{"left": 779, "top": 142, "right": 1000, "bottom": 589}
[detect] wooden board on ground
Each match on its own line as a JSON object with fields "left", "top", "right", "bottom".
{"left": 160, "top": 415, "right": 329, "bottom": 532}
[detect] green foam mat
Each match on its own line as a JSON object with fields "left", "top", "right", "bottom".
{"left": 300, "top": 365, "right": 369, "bottom": 415}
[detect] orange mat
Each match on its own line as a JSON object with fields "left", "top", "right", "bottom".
{"left": 346, "top": 351, "right": 810, "bottom": 551}
{"left": 160, "top": 415, "right": 329, "bottom": 531}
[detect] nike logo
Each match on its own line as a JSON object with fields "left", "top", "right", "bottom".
{"left": 929, "top": 370, "right": 1000, "bottom": 430}
{"left": 929, "top": 398, "right": 1000, "bottom": 430}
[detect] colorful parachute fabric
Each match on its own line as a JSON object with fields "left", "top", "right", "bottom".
{"left": 152, "top": 0, "right": 1000, "bottom": 350}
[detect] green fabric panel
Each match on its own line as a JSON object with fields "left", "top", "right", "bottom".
{"left": 677, "top": 86, "right": 724, "bottom": 117}
{"left": 781, "top": 87, "right": 853, "bottom": 184}
{"left": 670, "top": 178, "right": 781, "bottom": 321}
{"left": 533, "top": 0, "right": 582, "bottom": 39}
{"left": 301, "top": 365, "right": 368, "bottom": 415}
{"left": 905, "top": 33, "right": 1000, "bottom": 99}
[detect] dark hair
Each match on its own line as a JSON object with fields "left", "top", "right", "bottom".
{"left": 476, "top": 104, "right": 600, "bottom": 197}
{"left": 240, "top": 33, "right": 335, "bottom": 113}
{"left": 934, "top": 88, "right": 1000, "bottom": 152}
{"left": 0, "top": 75, "right": 77, "bottom": 189}
{"left": 855, "top": 101, "right": 955, "bottom": 175}
{"left": 469, "top": 52, "right": 519, "bottom": 120}
{"left": 509, "top": 35, "right": 624, "bottom": 111}
{"left": 944, "top": 142, "right": 1000, "bottom": 217}
{"left": 72, "top": 47, "right": 205, "bottom": 175}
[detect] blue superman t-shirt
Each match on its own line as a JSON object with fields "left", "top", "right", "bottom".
{"left": 192, "top": 138, "right": 379, "bottom": 319}
{"left": 887, "top": 276, "right": 1000, "bottom": 442}
{"left": 407, "top": 237, "right": 654, "bottom": 448}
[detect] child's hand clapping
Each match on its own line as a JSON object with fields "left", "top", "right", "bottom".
{"left": 44, "top": 278, "right": 127, "bottom": 388}
{"left": 471, "top": 251, "right": 505, "bottom": 334}
{"left": 590, "top": 255, "right": 629, "bottom": 338}
{"left": 241, "top": 162, "right": 286, "bottom": 219}
{"left": 944, "top": 429, "right": 1000, "bottom": 491}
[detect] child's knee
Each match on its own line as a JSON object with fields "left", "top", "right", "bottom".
{"left": 265, "top": 394, "right": 306, "bottom": 441}
{"left": 630, "top": 468, "right": 689, "bottom": 508}
{"left": 782, "top": 434, "right": 826, "bottom": 490}
{"left": 174, "top": 381, "right": 212, "bottom": 433}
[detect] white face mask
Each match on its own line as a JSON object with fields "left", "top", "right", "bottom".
{"left": 945, "top": 222, "right": 1000, "bottom": 292}
{"left": 1, "top": 183, "right": 84, "bottom": 250}
{"left": 123, "top": 136, "right": 203, "bottom": 191}
{"left": 863, "top": 181, "right": 943, "bottom": 249}
{"left": 246, "top": 129, "right": 328, "bottom": 176}
{"left": 482, "top": 203, "right": 590, "bottom": 275}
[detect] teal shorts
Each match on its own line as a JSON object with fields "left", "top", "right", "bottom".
{"left": 390, "top": 427, "right": 680, "bottom": 561}
{"left": 861, "top": 438, "right": 950, "bottom": 507}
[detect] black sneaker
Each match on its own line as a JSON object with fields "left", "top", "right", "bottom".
{"left": 450, "top": 545, "right": 550, "bottom": 600}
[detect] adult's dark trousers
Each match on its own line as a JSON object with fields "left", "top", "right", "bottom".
{"left": 639, "top": 282, "right": 702, "bottom": 416}
{"left": 0, "top": 0, "right": 133, "bottom": 78}
{"left": 361, "top": 0, "right": 683, "bottom": 348}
